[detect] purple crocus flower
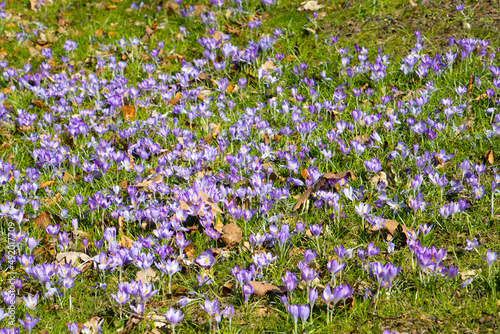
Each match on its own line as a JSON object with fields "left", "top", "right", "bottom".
{"left": 364, "top": 157, "right": 382, "bottom": 173}
{"left": 464, "top": 238, "right": 479, "bottom": 251}
{"left": 22, "top": 292, "right": 39, "bottom": 311}
{"left": 483, "top": 250, "right": 497, "bottom": 268}
{"left": 67, "top": 322, "right": 78, "bottom": 334}
{"left": 286, "top": 303, "right": 299, "bottom": 333}
{"left": 309, "top": 224, "right": 322, "bottom": 237}
{"left": 18, "top": 313, "right": 39, "bottom": 334}
{"left": 300, "top": 266, "right": 318, "bottom": 289}
{"left": 222, "top": 305, "right": 235, "bottom": 330}
{"left": 0, "top": 307, "right": 11, "bottom": 322}
{"left": 367, "top": 242, "right": 380, "bottom": 257}
{"left": 164, "top": 307, "right": 184, "bottom": 334}
{"left": 308, "top": 287, "right": 318, "bottom": 312}
{"left": 242, "top": 283, "right": 254, "bottom": 302}
{"left": 281, "top": 270, "right": 298, "bottom": 295}
{"left": 327, "top": 259, "right": 346, "bottom": 278}
{"left": 298, "top": 304, "right": 310, "bottom": 329}
{"left": 303, "top": 249, "right": 316, "bottom": 264}
{"left": 196, "top": 250, "right": 215, "bottom": 268}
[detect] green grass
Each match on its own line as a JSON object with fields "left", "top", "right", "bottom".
{"left": 0, "top": 0, "right": 499, "bottom": 333}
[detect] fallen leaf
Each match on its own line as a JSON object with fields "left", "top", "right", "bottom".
{"left": 460, "top": 269, "right": 479, "bottom": 281}
{"left": 74, "top": 230, "right": 89, "bottom": 238}
{"left": 180, "top": 191, "right": 223, "bottom": 217}
{"left": 353, "top": 133, "right": 371, "bottom": 145}
{"left": 34, "top": 212, "right": 51, "bottom": 228}
{"left": 168, "top": 92, "right": 181, "bottom": 105}
{"left": 369, "top": 218, "right": 413, "bottom": 241}
{"left": 39, "top": 180, "right": 55, "bottom": 189}
{"left": 293, "top": 171, "right": 356, "bottom": 211}
{"left": 214, "top": 215, "right": 224, "bottom": 233}
{"left": 484, "top": 150, "right": 494, "bottom": 165}
{"left": 136, "top": 174, "right": 163, "bottom": 191}
{"left": 63, "top": 171, "right": 75, "bottom": 182}
{"left": 261, "top": 59, "right": 276, "bottom": 71}
{"left": 136, "top": 268, "right": 158, "bottom": 282}
{"left": 220, "top": 223, "right": 242, "bottom": 248}
{"left": 122, "top": 105, "right": 136, "bottom": 121}
{"left": 249, "top": 281, "right": 287, "bottom": 298}
{"left": 369, "top": 172, "right": 387, "bottom": 186}
{"left": 166, "top": 285, "right": 188, "bottom": 298}
{"left": 225, "top": 84, "right": 235, "bottom": 94}
{"left": 203, "top": 123, "right": 221, "bottom": 144}
{"left": 220, "top": 282, "right": 234, "bottom": 296}
{"left": 435, "top": 161, "right": 452, "bottom": 171}
{"left": 198, "top": 72, "right": 212, "bottom": 82}
{"left": 141, "top": 26, "right": 155, "bottom": 43}
{"left": 56, "top": 252, "right": 91, "bottom": 266}
{"left": 119, "top": 235, "right": 134, "bottom": 249}
{"left": 298, "top": 0, "right": 324, "bottom": 11}
{"left": 122, "top": 315, "right": 142, "bottom": 334}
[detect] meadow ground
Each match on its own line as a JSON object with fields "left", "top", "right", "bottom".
{"left": 0, "top": 0, "right": 499, "bottom": 333}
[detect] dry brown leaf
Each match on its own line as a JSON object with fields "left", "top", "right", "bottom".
{"left": 74, "top": 230, "right": 89, "bottom": 238}
{"left": 198, "top": 72, "right": 212, "bottom": 82}
{"left": 203, "top": 123, "right": 221, "bottom": 144}
{"left": 121, "top": 105, "right": 136, "bottom": 121}
{"left": 166, "top": 54, "right": 185, "bottom": 61}
{"left": 353, "top": 133, "right": 371, "bottom": 145}
{"left": 293, "top": 171, "right": 356, "bottom": 211}
{"left": 162, "top": 1, "right": 180, "bottom": 14}
{"left": 369, "top": 218, "right": 412, "bottom": 241}
{"left": 180, "top": 190, "right": 223, "bottom": 217}
{"left": 141, "top": 26, "right": 155, "bottom": 43}
{"left": 119, "top": 235, "right": 134, "bottom": 249}
{"left": 34, "top": 212, "right": 51, "bottom": 228}
{"left": 136, "top": 268, "right": 158, "bottom": 282}
{"left": 220, "top": 223, "right": 242, "bottom": 248}
{"left": 56, "top": 252, "right": 91, "bottom": 266}
{"left": 63, "top": 171, "right": 75, "bottom": 182}
{"left": 460, "top": 269, "right": 479, "bottom": 280}
{"left": 249, "top": 281, "right": 287, "bottom": 298}
{"left": 39, "top": 180, "right": 55, "bottom": 189}
{"left": 369, "top": 172, "right": 387, "bottom": 186}
{"left": 214, "top": 215, "right": 224, "bottom": 233}
{"left": 136, "top": 174, "right": 163, "bottom": 191}
{"left": 193, "top": 3, "right": 206, "bottom": 15}
{"left": 122, "top": 315, "right": 142, "bottom": 334}
{"left": 223, "top": 24, "right": 241, "bottom": 35}
{"left": 118, "top": 216, "right": 124, "bottom": 232}
{"left": 484, "top": 150, "right": 494, "bottom": 165}
{"left": 31, "top": 100, "right": 47, "bottom": 109}
{"left": 435, "top": 161, "right": 452, "bottom": 171}
{"left": 168, "top": 92, "right": 181, "bottom": 106}
{"left": 472, "top": 93, "right": 487, "bottom": 102}
{"left": 298, "top": 0, "right": 324, "bottom": 11}
{"left": 261, "top": 60, "right": 276, "bottom": 71}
